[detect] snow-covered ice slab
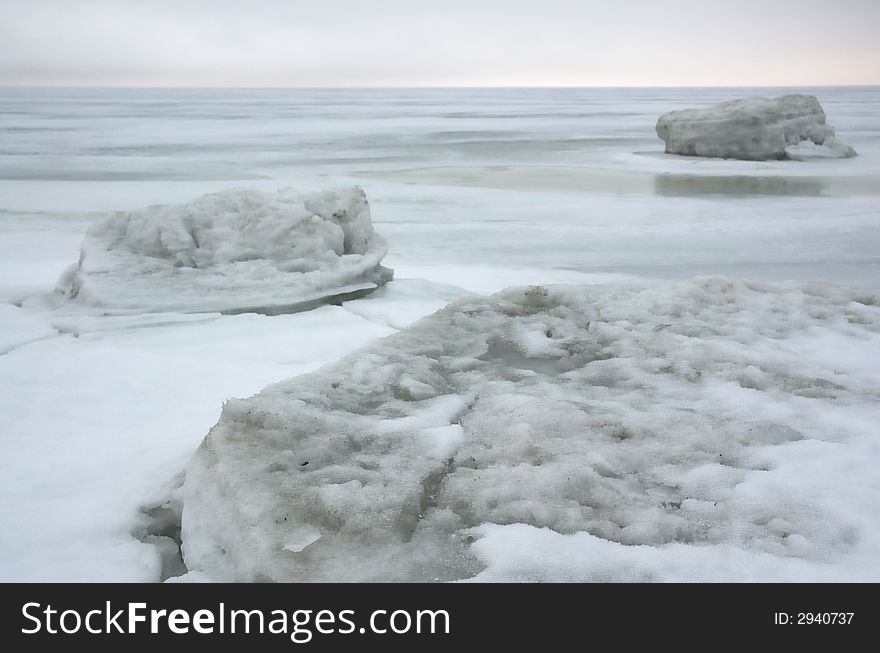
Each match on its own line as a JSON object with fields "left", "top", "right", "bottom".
{"left": 182, "top": 279, "right": 880, "bottom": 582}
{"left": 656, "top": 95, "right": 856, "bottom": 161}
{"left": 55, "top": 187, "right": 392, "bottom": 314}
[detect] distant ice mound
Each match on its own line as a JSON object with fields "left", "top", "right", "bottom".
{"left": 181, "top": 279, "right": 880, "bottom": 582}
{"left": 56, "top": 187, "right": 393, "bottom": 314}
{"left": 656, "top": 94, "right": 856, "bottom": 161}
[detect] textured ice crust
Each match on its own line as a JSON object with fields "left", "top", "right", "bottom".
{"left": 656, "top": 94, "right": 856, "bottom": 161}
{"left": 56, "top": 187, "right": 392, "bottom": 313}
{"left": 181, "top": 279, "right": 880, "bottom": 582}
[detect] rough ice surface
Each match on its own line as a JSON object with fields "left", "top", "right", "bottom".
{"left": 55, "top": 186, "right": 392, "bottom": 314}
{"left": 656, "top": 94, "right": 856, "bottom": 161}
{"left": 181, "top": 279, "right": 880, "bottom": 582}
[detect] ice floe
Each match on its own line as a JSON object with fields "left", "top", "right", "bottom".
{"left": 181, "top": 278, "right": 880, "bottom": 581}
{"left": 656, "top": 95, "right": 856, "bottom": 161}
{"left": 55, "top": 187, "right": 392, "bottom": 314}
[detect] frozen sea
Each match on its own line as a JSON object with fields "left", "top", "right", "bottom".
{"left": 1, "top": 87, "right": 879, "bottom": 581}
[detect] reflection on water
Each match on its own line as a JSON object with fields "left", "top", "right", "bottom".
{"left": 361, "top": 165, "right": 880, "bottom": 198}
{"left": 654, "top": 173, "right": 880, "bottom": 197}
{"left": 653, "top": 174, "right": 829, "bottom": 197}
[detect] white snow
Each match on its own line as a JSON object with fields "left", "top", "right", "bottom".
{"left": 181, "top": 279, "right": 880, "bottom": 582}
{"left": 55, "top": 186, "right": 392, "bottom": 314}
{"left": 0, "top": 306, "right": 395, "bottom": 581}
{"left": 0, "top": 304, "right": 57, "bottom": 353}
{"left": 656, "top": 94, "right": 856, "bottom": 161}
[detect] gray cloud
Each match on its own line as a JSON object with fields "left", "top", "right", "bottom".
{"left": 1, "top": 0, "right": 878, "bottom": 86}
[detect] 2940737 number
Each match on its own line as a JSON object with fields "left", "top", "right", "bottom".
{"left": 800, "top": 613, "right": 853, "bottom": 625}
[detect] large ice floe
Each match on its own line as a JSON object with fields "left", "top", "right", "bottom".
{"left": 181, "top": 278, "right": 880, "bottom": 582}
{"left": 656, "top": 94, "right": 856, "bottom": 161}
{"left": 56, "top": 187, "right": 392, "bottom": 314}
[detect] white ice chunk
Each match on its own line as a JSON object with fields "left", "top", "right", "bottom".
{"left": 181, "top": 279, "right": 880, "bottom": 582}
{"left": 55, "top": 186, "right": 392, "bottom": 314}
{"left": 785, "top": 137, "right": 859, "bottom": 161}
{"left": 419, "top": 424, "right": 466, "bottom": 459}
{"left": 656, "top": 94, "right": 856, "bottom": 161}
{"left": 282, "top": 526, "right": 322, "bottom": 553}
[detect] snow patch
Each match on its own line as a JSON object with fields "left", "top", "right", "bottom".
{"left": 0, "top": 303, "right": 57, "bottom": 354}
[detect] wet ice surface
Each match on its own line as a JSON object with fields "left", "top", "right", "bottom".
{"left": 1, "top": 87, "right": 879, "bottom": 581}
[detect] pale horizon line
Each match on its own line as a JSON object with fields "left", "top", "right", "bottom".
{"left": 2, "top": 83, "right": 879, "bottom": 91}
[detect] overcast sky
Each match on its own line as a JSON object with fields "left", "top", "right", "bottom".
{"left": 1, "top": 0, "right": 878, "bottom": 87}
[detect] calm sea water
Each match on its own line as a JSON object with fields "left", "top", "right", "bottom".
{"left": 1, "top": 86, "right": 878, "bottom": 180}
{"left": 1, "top": 86, "right": 879, "bottom": 290}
